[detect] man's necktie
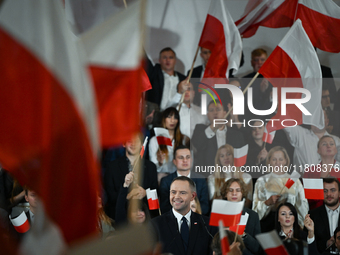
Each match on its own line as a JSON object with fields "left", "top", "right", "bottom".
{"left": 181, "top": 216, "right": 189, "bottom": 251}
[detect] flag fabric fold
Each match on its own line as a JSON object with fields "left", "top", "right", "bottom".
{"left": 199, "top": 0, "right": 242, "bottom": 78}
{"left": 303, "top": 178, "right": 324, "bottom": 200}
{"left": 154, "top": 128, "right": 172, "bottom": 146}
{"left": 262, "top": 125, "right": 276, "bottom": 144}
{"left": 0, "top": 0, "right": 100, "bottom": 243}
{"left": 256, "top": 230, "right": 289, "bottom": 255}
{"left": 210, "top": 199, "right": 244, "bottom": 227}
{"left": 235, "top": 0, "right": 298, "bottom": 38}
{"left": 285, "top": 170, "right": 301, "bottom": 189}
{"left": 233, "top": 145, "right": 248, "bottom": 167}
{"left": 81, "top": 0, "right": 147, "bottom": 147}
{"left": 10, "top": 211, "right": 30, "bottom": 233}
{"left": 296, "top": 0, "right": 340, "bottom": 53}
{"left": 229, "top": 213, "right": 249, "bottom": 235}
{"left": 219, "top": 220, "right": 230, "bottom": 255}
{"left": 146, "top": 188, "right": 160, "bottom": 210}
{"left": 258, "top": 19, "right": 323, "bottom": 133}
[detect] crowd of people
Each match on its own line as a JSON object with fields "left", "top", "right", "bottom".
{"left": 1, "top": 45, "right": 340, "bottom": 255}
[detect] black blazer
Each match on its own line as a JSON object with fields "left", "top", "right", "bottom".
{"left": 104, "top": 156, "right": 158, "bottom": 219}
{"left": 152, "top": 210, "right": 217, "bottom": 255}
{"left": 243, "top": 208, "right": 261, "bottom": 255}
{"left": 309, "top": 204, "right": 340, "bottom": 254}
{"left": 145, "top": 58, "right": 186, "bottom": 106}
{"left": 191, "top": 124, "right": 246, "bottom": 167}
{"left": 159, "top": 171, "right": 210, "bottom": 215}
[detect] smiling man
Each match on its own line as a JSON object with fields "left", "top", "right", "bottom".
{"left": 159, "top": 145, "right": 209, "bottom": 215}
{"left": 153, "top": 176, "right": 216, "bottom": 255}
{"left": 309, "top": 178, "right": 340, "bottom": 254}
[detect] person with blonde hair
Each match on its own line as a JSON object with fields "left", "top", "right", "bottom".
{"left": 252, "top": 146, "right": 308, "bottom": 232}
{"left": 208, "top": 144, "right": 253, "bottom": 208}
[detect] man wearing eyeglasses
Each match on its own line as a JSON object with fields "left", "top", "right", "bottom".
{"left": 309, "top": 178, "right": 340, "bottom": 254}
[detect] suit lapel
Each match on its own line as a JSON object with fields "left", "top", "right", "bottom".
{"left": 186, "top": 213, "right": 200, "bottom": 255}
{"left": 322, "top": 205, "right": 331, "bottom": 238}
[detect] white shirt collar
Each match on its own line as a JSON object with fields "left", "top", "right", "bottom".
{"left": 326, "top": 204, "right": 340, "bottom": 213}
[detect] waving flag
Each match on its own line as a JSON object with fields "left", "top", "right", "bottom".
{"left": 199, "top": 0, "right": 242, "bottom": 78}
{"left": 0, "top": 0, "right": 99, "bottom": 243}
{"left": 219, "top": 220, "right": 230, "bottom": 254}
{"left": 258, "top": 19, "right": 323, "bottom": 133}
{"left": 256, "top": 230, "right": 289, "bottom": 255}
{"left": 154, "top": 128, "right": 172, "bottom": 146}
{"left": 81, "top": 0, "right": 147, "bottom": 147}
{"left": 146, "top": 188, "right": 160, "bottom": 210}
{"left": 229, "top": 213, "right": 249, "bottom": 235}
{"left": 236, "top": 0, "right": 298, "bottom": 38}
{"left": 210, "top": 199, "right": 244, "bottom": 227}
{"left": 262, "top": 125, "right": 276, "bottom": 144}
{"left": 233, "top": 145, "right": 248, "bottom": 167}
{"left": 303, "top": 178, "right": 324, "bottom": 200}
{"left": 140, "top": 136, "right": 148, "bottom": 159}
{"left": 296, "top": 0, "right": 340, "bottom": 53}
{"left": 10, "top": 211, "right": 30, "bottom": 233}
{"left": 285, "top": 170, "right": 301, "bottom": 189}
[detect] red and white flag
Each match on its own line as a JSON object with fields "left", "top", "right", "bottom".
{"left": 146, "top": 188, "right": 160, "bottom": 210}
{"left": 0, "top": 0, "right": 100, "bottom": 243}
{"left": 256, "top": 230, "right": 289, "bottom": 255}
{"left": 233, "top": 145, "right": 248, "bottom": 167}
{"left": 229, "top": 212, "right": 249, "bottom": 235}
{"left": 210, "top": 199, "right": 244, "bottom": 227}
{"left": 219, "top": 220, "right": 230, "bottom": 254}
{"left": 262, "top": 125, "right": 276, "bottom": 144}
{"left": 140, "top": 136, "right": 148, "bottom": 159}
{"left": 235, "top": 0, "right": 298, "bottom": 38}
{"left": 259, "top": 19, "right": 323, "bottom": 133}
{"left": 285, "top": 170, "right": 301, "bottom": 189}
{"left": 296, "top": 0, "right": 340, "bottom": 53}
{"left": 81, "top": 0, "right": 148, "bottom": 147}
{"left": 199, "top": 0, "right": 242, "bottom": 78}
{"left": 303, "top": 178, "right": 324, "bottom": 200}
{"left": 10, "top": 211, "right": 30, "bottom": 233}
{"left": 154, "top": 128, "right": 172, "bottom": 146}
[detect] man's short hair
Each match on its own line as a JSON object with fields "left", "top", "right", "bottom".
{"left": 171, "top": 176, "right": 196, "bottom": 193}
{"left": 323, "top": 178, "right": 340, "bottom": 191}
{"left": 173, "top": 144, "right": 190, "bottom": 158}
{"left": 317, "top": 135, "right": 335, "bottom": 149}
{"left": 251, "top": 48, "right": 267, "bottom": 58}
{"left": 159, "top": 47, "right": 176, "bottom": 57}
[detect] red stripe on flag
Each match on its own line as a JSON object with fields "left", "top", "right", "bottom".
{"left": 210, "top": 212, "right": 242, "bottom": 227}
{"left": 156, "top": 136, "right": 172, "bottom": 146}
{"left": 199, "top": 14, "right": 228, "bottom": 78}
{"left": 14, "top": 219, "right": 30, "bottom": 233}
{"left": 285, "top": 179, "right": 295, "bottom": 189}
{"left": 304, "top": 189, "right": 324, "bottom": 200}
{"left": 297, "top": 4, "right": 340, "bottom": 53}
{"left": 140, "top": 147, "right": 145, "bottom": 158}
{"left": 221, "top": 235, "right": 230, "bottom": 254}
{"left": 259, "top": 46, "right": 303, "bottom": 133}
{"left": 265, "top": 245, "right": 289, "bottom": 255}
{"left": 90, "top": 66, "right": 142, "bottom": 147}
{"left": 229, "top": 225, "right": 246, "bottom": 235}
{"left": 234, "top": 155, "right": 247, "bottom": 167}
{"left": 147, "top": 198, "right": 160, "bottom": 210}
{"left": 0, "top": 28, "right": 99, "bottom": 243}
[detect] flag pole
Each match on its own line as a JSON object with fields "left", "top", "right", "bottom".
{"left": 224, "top": 72, "right": 260, "bottom": 119}
{"left": 123, "top": 0, "right": 127, "bottom": 9}
{"left": 158, "top": 208, "right": 162, "bottom": 216}
{"left": 178, "top": 46, "right": 200, "bottom": 112}
{"left": 233, "top": 225, "right": 240, "bottom": 243}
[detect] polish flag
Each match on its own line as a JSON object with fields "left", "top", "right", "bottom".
{"left": 199, "top": 0, "right": 242, "bottom": 78}
{"left": 258, "top": 19, "right": 323, "bottom": 133}
{"left": 146, "top": 188, "right": 160, "bottom": 210}
{"left": 0, "top": 0, "right": 100, "bottom": 243}
{"left": 219, "top": 220, "right": 230, "bottom": 254}
{"left": 233, "top": 145, "right": 248, "bottom": 167}
{"left": 296, "top": 0, "right": 340, "bottom": 53}
{"left": 140, "top": 136, "right": 148, "bottom": 159}
{"left": 210, "top": 199, "right": 244, "bottom": 227}
{"left": 229, "top": 212, "right": 249, "bottom": 235}
{"left": 154, "top": 128, "right": 172, "bottom": 146}
{"left": 285, "top": 170, "right": 301, "bottom": 189}
{"left": 10, "top": 211, "right": 30, "bottom": 233}
{"left": 256, "top": 230, "right": 289, "bottom": 255}
{"left": 81, "top": 0, "right": 147, "bottom": 147}
{"left": 302, "top": 179, "right": 324, "bottom": 200}
{"left": 235, "top": 0, "right": 298, "bottom": 38}
{"left": 262, "top": 125, "right": 276, "bottom": 144}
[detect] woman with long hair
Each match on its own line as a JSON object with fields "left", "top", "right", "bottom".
{"left": 149, "top": 107, "right": 189, "bottom": 175}
{"left": 208, "top": 144, "right": 253, "bottom": 207}
{"left": 252, "top": 146, "right": 308, "bottom": 232}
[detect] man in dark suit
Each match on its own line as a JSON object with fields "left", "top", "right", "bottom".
{"left": 104, "top": 134, "right": 158, "bottom": 219}
{"left": 153, "top": 176, "right": 216, "bottom": 255}
{"left": 191, "top": 100, "right": 245, "bottom": 168}
{"left": 160, "top": 145, "right": 209, "bottom": 215}
{"left": 145, "top": 47, "right": 186, "bottom": 110}
{"left": 310, "top": 178, "right": 340, "bottom": 254}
